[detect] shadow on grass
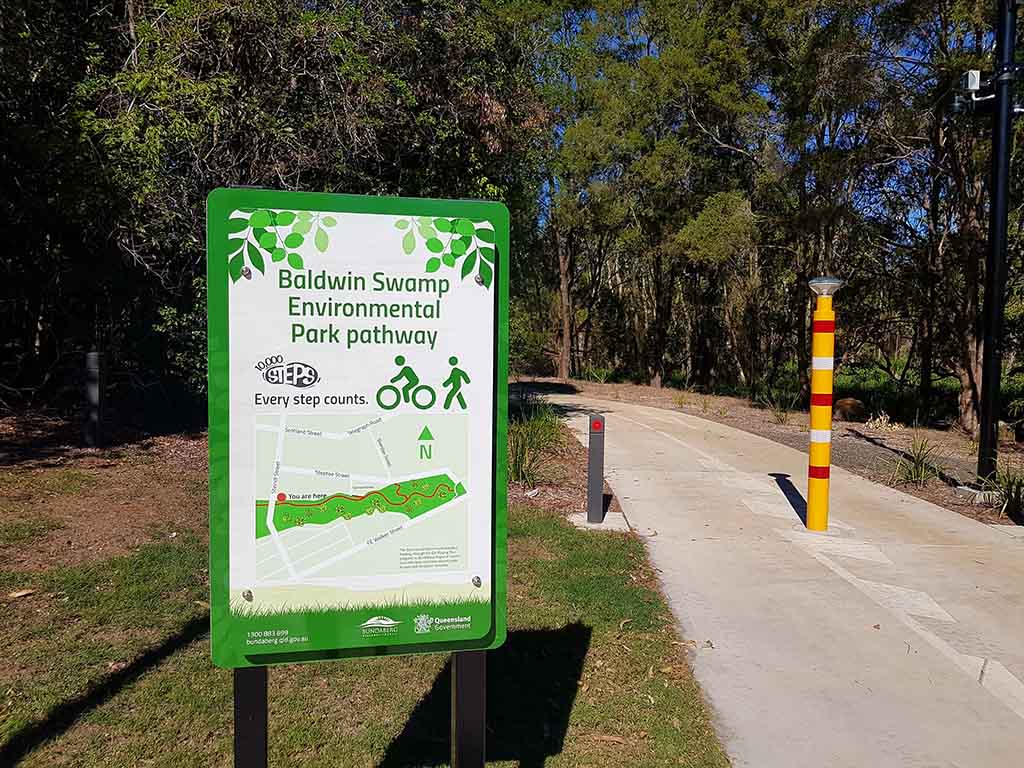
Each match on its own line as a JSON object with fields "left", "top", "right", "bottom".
{"left": 769, "top": 473, "right": 807, "bottom": 525}
{"left": 0, "top": 614, "right": 209, "bottom": 764}
{"left": 378, "top": 623, "right": 592, "bottom": 768}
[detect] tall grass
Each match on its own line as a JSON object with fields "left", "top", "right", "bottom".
{"left": 889, "top": 435, "right": 942, "bottom": 487}
{"left": 508, "top": 392, "right": 562, "bottom": 485}
{"left": 982, "top": 464, "right": 1024, "bottom": 519}
{"left": 757, "top": 388, "right": 799, "bottom": 426}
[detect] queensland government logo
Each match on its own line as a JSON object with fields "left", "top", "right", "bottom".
{"left": 254, "top": 354, "right": 319, "bottom": 388}
{"left": 360, "top": 615, "right": 401, "bottom": 637}
{"left": 413, "top": 614, "right": 471, "bottom": 635}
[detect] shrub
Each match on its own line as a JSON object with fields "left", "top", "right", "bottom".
{"left": 507, "top": 392, "right": 562, "bottom": 484}
{"left": 983, "top": 464, "right": 1024, "bottom": 519}
{"left": 889, "top": 436, "right": 941, "bottom": 487}
{"left": 758, "top": 388, "right": 799, "bottom": 426}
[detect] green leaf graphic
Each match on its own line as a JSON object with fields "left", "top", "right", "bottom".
{"left": 293, "top": 219, "right": 313, "bottom": 235}
{"left": 258, "top": 232, "right": 277, "bottom": 249}
{"left": 403, "top": 230, "right": 416, "bottom": 254}
{"left": 418, "top": 225, "right": 437, "bottom": 240}
{"left": 246, "top": 242, "right": 265, "bottom": 274}
{"left": 479, "top": 246, "right": 495, "bottom": 262}
{"left": 228, "top": 217, "right": 249, "bottom": 233}
{"left": 271, "top": 247, "right": 286, "bottom": 262}
{"left": 434, "top": 218, "right": 452, "bottom": 233}
{"left": 276, "top": 211, "right": 296, "bottom": 226}
{"left": 228, "top": 253, "right": 244, "bottom": 282}
{"left": 478, "top": 259, "right": 493, "bottom": 288}
{"left": 323, "top": 216, "right": 337, "bottom": 227}
{"left": 461, "top": 250, "right": 477, "bottom": 279}
{"left": 475, "top": 227, "right": 495, "bottom": 243}
{"left": 443, "top": 252, "right": 456, "bottom": 267}
{"left": 425, "top": 257, "right": 441, "bottom": 273}
{"left": 287, "top": 252, "right": 304, "bottom": 269}
{"left": 395, "top": 219, "right": 409, "bottom": 229}
{"left": 455, "top": 219, "right": 475, "bottom": 237}
{"left": 248, "top": 210, "right": 271, "bottom": 229}
{"left": 426, "top": 237, "right": 444, "bottom": 253}
{"left": 315, "top": 228, "right": 329, "bottom": 252}
{"left": 451, "top": 238, "right": 468, "bottom": 256}
{"left": 284, "top": 232, "right": 304, "bottom": 248}
{"left": 298, "top": 210, "right": 313, "bottom": 221}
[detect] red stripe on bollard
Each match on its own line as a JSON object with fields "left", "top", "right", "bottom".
{"left": 810, "top": 393, "right": 833, "bottom": 407}
{"left": 812, "top": 320, "right": 836, "bottom": 333}
{"left": 808, "top": 465, "right": 830, "bottom": 480}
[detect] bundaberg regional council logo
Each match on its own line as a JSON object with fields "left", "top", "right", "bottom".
{"left": 360, "top": 616, "right": 401, "bottom": 636}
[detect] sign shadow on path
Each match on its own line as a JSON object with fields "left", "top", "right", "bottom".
{"left": 769, "top": 473, "right": 808, "bottom": 525}
{"left": 377, "top": 623, "right": 592, "bottom": 768}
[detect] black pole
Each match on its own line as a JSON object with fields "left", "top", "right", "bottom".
{"left": 84, "top": 350, "right": 103, "bottom": 448}
{"left": 234, "top": 667, "right": 268, "bottom": 768}
{"left": 451, "top": 650, "right": 486, "bottom": 768}
{"left": 978, "top": 0, "right": 1018, "bottom": 481}
{"left": 587, "top": 413, "right": 606, "bottom": 524}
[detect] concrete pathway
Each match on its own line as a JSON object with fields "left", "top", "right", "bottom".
{"left": 550, "top": 394, "right": 1024, "bottom": 768}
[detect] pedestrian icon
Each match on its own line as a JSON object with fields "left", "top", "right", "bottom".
{"left": 443, "top": 356, "right": 470, "bottom": 410}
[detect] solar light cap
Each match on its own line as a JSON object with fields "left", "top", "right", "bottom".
{"left": 809, "top": 276, "right": 843, "bottom": 296}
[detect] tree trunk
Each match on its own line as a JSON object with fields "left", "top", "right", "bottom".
{"left": 557, "top": 228, "right": 572, "bottom": 382}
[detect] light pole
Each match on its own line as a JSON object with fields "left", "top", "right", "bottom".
{"left": 977, "top": 0, "right": 1018, "bottom": 481}
{"left": 807, "top": 276, "right": 842, "bottom": 532}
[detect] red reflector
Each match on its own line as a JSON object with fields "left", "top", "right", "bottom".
{"left": 591, "top": 419, "right": 603, "bottom": 431}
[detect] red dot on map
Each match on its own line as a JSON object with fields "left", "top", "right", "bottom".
{"left": 277, "top": 492, "right": 287, "bottom": 502}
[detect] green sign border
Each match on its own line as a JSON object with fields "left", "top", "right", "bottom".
{"left": 207, "top": 188, "right": 509, "bottom": 668}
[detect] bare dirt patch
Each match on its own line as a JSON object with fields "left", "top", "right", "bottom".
{"left": 0, "top": 432, "right": 208, "bottom": 570}
{"left": 521, "top": 376, "right": 1022, "bottom": 527}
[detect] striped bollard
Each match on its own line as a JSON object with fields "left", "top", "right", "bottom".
{"left": 807, "top": 277, "right": 843, "bottom": 532}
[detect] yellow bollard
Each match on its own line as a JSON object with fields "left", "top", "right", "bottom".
{"left": 807, "top": 277, "right": 843, "bottom": 531}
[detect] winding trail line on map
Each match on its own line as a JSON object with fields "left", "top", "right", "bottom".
{"left": 255, "top": 482, "right": 454, "bottom": 510}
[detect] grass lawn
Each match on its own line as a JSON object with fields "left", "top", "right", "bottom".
{"left": 1, "top": 430, "right": 728, "bottom": 767}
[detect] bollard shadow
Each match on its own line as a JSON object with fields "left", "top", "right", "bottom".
{"left": 603, "top": 492, "right": 612, "bottom": 519}
{"left": 377, "top": 623, "right": 592, "bottom": 768}
{"left": 769, "top": 473, "right": 807, "bottom": 525}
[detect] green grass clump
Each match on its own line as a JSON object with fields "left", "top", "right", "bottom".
{"left": 889, "top": 435, "right": 942, "bottom": 488}
{"left": 757, "top": 388, "right": 799, "bottom": 425}
{"left": 0, "top": 515, "right": 63, "bottom": 546}
{"left": 508, "top": 393, "right": 562, "bottom": 485}
{"left": 983, "top": 464, "right": 1024, "bottom": 519}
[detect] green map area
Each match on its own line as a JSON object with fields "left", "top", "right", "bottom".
{"left": 255, "top": 473, "right": 466, "bottom": 538}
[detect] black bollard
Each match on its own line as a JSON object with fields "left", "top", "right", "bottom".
{"left": 587, "top": 413, "right": 606, "bottom": 523}
{"left": 84, "top": 350, "right": 103, "bottom": 448}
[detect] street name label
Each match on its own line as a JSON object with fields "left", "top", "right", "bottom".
{"left": 207, "top": 188, "right": 508, "bottom": 668}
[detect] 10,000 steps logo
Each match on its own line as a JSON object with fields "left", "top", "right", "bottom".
{"left": 254, "top": 354, "right": 319, "bottom": 388}
{"left": 360, "top": 616, "right": 401, "bottom": 637}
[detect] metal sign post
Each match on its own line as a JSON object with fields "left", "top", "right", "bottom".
{"left": 233, "top": 667, "right": 268, "bottom": 768}
{"left": 451, "top": 650, "right": 486, "bottom": 767}
{"left": 587, "top": 414, "right": 606, "bottom": 524}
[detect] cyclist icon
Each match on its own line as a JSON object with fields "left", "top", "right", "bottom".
{"left": 376, "top": 355, "right": 437, "bottom": 410}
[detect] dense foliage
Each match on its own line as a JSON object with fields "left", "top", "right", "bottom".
{"left": 2, "top": 0, "right": 1022, "bottom": 432}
